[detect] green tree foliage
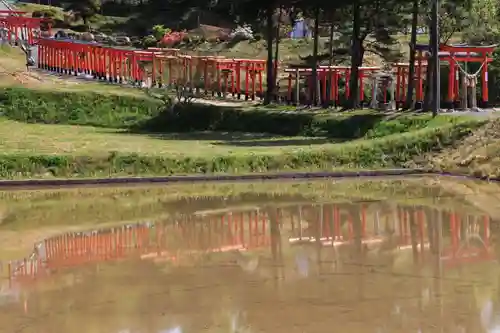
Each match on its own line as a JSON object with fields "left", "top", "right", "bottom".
{"left": 343, "top": 0, "right": 406, "bottom": 108}
{"left": 462, "top": 0, "right": 500, "bottom": 43}
{"left": 86, "top": 0, "right": 500, "bottom": 110}
{"left": 63, "top": 0, "right": 102, "bottom": 29}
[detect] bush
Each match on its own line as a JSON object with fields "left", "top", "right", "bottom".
{"left": 31, "top": 8, "right": 59, "bottom": 19}
{"left": 159, "top": 31, "right": 188, "bottom": 47}
{"left": 0, "top": 87, "right": 464, "bottom": 141}
{"left": 229, "top": 26, "right": 254, "bottom": 42}
{"left": 135, "top": 103, "right": 458, "bottom": 140}
{"left": 253, "top": 33, "right": 264, "bottom": 41}
{"left": 31, "top": 10, "right": 43, "bottom": 18}
{"left": 141, "top": 35, "right": 157, "bottom": 48}
{"left": 0, "top": 88, "right": 160, "bottom": 128}
{"left": 152, "top": 25, "right": 169, "bottom": 41}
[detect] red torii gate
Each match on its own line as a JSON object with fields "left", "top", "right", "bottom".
{"left": 7, "top": 204, "right": 493, "bottom": 285}
{"left": 0, "top": 11, "right": 50, "bottom": 45}
{"left": 439, "top": 44, "right": 495, "bottom": 108}
{"left": 441, "top": 213, "right": 492, "bottom": 267}
{"left": 394, "top": 43, "right": 495, "bottom": 108}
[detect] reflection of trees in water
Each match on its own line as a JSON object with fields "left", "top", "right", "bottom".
{"left": 161, "top": 193, "right": 307, "bottom": 215}
{"left": 252, "top": 202, "right": 497, "bottom": 333}
{"left": 4, "top": 199, "right": 499, "bottom": 333}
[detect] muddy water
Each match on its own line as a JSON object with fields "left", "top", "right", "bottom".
{"left": 0, "top": 178, "right": 500, "bottom": 333}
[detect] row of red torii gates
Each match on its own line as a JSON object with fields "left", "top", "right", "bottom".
{"left": 1, "top": 9, "right": 496, "bottom": 108}
{"left": 7, "top": 202, "right": 493, "bottom": 286}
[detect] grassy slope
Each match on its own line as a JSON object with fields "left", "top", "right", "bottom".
{"left": 420, "top": 118, "right": 500, "bottom": 178}
{"left": 0, "top": 22, "right": 489, "bottom": 179}
{"left": 0, "top": 118, "right": 349, "bottom": 157}
{"left": 0, "top": 83, "right": 486, "bottom": 178}
{"left": 0, "top": 117, "right": 483, "bottom": 178}
{"left": 0, "top": 46, "right": 148, "bottom": 97}
{"left": 0, "top": 114, "right": 463, "bottom": 157}
{"left": 14, "top": 3, "right": 438, "bottom": 67}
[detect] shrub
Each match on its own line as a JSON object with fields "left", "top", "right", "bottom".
{"left": 253, "top": 33, "right": 264, "bottom": 41}
{"left": 141, "top": 35, "right": 157, "bottom": 48}
{"left": 229, "top": 26, "right": 254, "bottom": 42}
{"left": 0, "top": 87, "right": 465, "bottom": 142}
{"left": 31, "top": 8, "right": 59, "bottom": 19}
{"left": 135, "top": 103, "right": 460, "bottom": 140}
{"left": 0, "top": 88, "right": 160, "bottom": 128}
{"left": 159, "top": 31, "right": 188, "bottom": 47}
{"left": 152, "top": 25, "right": 169, "bottom": 41}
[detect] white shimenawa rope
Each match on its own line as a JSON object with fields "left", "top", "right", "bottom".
{"left": 450, "top": 55, "right": 488, "bottom": 80}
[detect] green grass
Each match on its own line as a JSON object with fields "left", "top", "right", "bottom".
{"left": 417, "top": 118, "right": 500, "bottom": 179}
{"left": 0, "top": 118, "right": 338, "bottom": 157}
{"left": 0, "top": 117, "right": 483, "bottom": 178}
{"left": 0, "top": 46, "right": 151, "bottom": 97}
{"left": 0, "top": 87, "right": 465, "bottom": 136}
{"left": 0, "top": 87, "right": 160, "bottom": 127}
{"left": 16, "top": 2, "right": 66, "bottom": 20}
{"left": 0, "top": 114, "right": 480, "bottom": 158}
{"left": 0, "top": 87, "right": 486, "bottom": 178}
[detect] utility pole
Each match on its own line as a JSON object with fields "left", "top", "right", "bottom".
{"left": 431, "top": 0, "right": 440, "bottom": 117}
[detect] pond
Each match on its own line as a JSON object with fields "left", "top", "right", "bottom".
{"left": 0, "top": 176, "right": 499, "bottom": 333}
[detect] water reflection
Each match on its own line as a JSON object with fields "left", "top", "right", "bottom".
{"left": 1, "top": 200, "right": 499, "bottom": 333}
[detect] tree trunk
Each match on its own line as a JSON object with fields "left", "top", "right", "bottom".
{"left": 430, "top": 0, "right": 440, "bottom": 117}
{"left": 408, "top": 207, "right": 419, "bottom": 263}
{"left": 423, "top": 19, "right": 435, "bottom": 111}
{"left": 268, "top": 207, "right": 283, "bottom": 289}
{"left": 348, "top": 0, "right": 362, "bottom": 109}
{"left": 326, "top": 12, "right": 335, "bottom": 106}
{"left": 274, "top": 8, "right": 282, "bottom": 92}
{"left": 82, "top": 16, "right": 89, "bottom": 31}
{"left": 311, "top": 7, "right": 320, "bottom": 106}
{"left": 264, "top": 3, "right": 275, "bottom": 105}
{"left": 405, "top": 0, "right": 419, "bottom": 110}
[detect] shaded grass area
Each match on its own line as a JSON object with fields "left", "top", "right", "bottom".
{"left": 0, "top": 87, "right": 463, "bottom": 138}
{"left": 0, "top": 118, "right": 340, "bottom": 156}
{"left": 135, "top": 102, "right": 460, "bottom": 139}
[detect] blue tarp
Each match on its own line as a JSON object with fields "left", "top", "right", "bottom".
{"left": 289, "top": 19, "right": 311, "bottom": 39}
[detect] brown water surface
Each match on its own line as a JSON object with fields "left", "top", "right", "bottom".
{"left": 0, "top": 178, "right": 499, "bottom": 333}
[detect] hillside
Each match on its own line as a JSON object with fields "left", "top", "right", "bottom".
{"left": 14, "top": 3, "right": 424, "bottom": 67}
{"left": 0, "top": 45, "right": 149, "bottom": 97}
{"left": 415, "top": 117, "right": 500, "bottom": 178}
